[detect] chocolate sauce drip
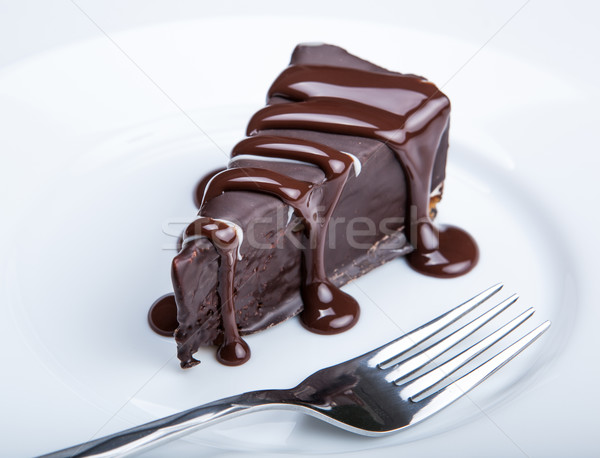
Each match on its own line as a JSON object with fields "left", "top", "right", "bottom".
{"left": 182, "top": 217, "right": 250, "bottom": 366}
{"left": 229, "top": 136, "right": 360, "bottom": 334}
{"left": 250, "top": 64, "right": 478, "bottom": 277}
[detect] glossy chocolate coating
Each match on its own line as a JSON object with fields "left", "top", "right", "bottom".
{"left": 251, "top": 64, "right": 477, "bottom": 277}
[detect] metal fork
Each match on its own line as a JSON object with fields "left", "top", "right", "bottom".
{"left": 43, "top": 283, "right": 550, "bottom": 457}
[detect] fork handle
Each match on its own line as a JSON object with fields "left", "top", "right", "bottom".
{"left": 41, "top": 389, "right": 291, "bottom": 457}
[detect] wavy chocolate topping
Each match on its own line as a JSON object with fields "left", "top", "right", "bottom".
{"left": 149, "top": 44, "right": 478, "bottom": 367}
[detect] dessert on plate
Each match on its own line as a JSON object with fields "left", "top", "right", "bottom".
{"left": 148, "top": 43, "right": 479, "bottom": 367}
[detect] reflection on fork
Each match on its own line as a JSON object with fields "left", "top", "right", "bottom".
{"left": 43, "top": 283, "right": 550, "bottom": 457}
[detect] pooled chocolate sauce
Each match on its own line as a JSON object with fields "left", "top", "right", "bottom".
{"left": 407, "top": 224, "right": 479, "bottom": 278}
{"left": 148, "top": 294, "right": 179, "bottom": 337}
{"left": 149, "top": 45, "right": 479, "bottom": 367}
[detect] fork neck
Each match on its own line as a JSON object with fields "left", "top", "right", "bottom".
{"left": 43, "top": 389, "right": 297, "bottom": 458}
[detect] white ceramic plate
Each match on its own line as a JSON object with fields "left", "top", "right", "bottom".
{"left": 0, "top": 13, "right": 596, "bottom": 457}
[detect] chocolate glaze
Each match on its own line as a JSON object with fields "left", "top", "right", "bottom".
{"left": 155, "top": 44, "right": 478, "bottom": 368}
{"left": 249, "top": 64, "right": 478, "bottom": 278}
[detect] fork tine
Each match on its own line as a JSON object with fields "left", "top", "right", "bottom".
{"left": 400, "top": 307, "right": 536, "bottom": 399}
{"left": 372, "top": 283, "right": 504, "bottom": 368}
{"left": 384, "top": 294, "right": 519, "bottom": 379}
{"left": 409, "top": 321, "right": 551, "bottom": 425}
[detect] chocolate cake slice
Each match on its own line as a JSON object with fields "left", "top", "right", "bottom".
{"left": 149, "top": 43, "right": 478, "bottom": 367}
